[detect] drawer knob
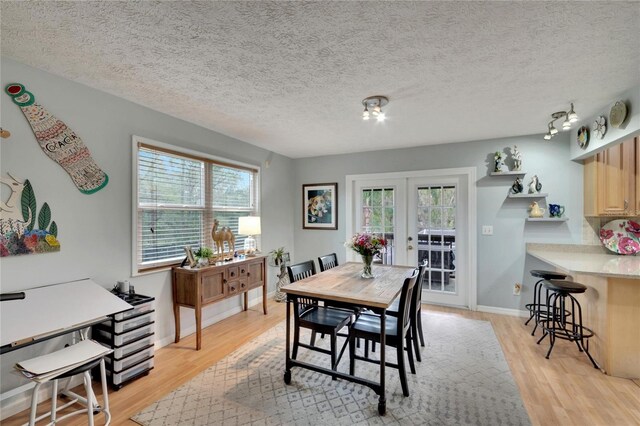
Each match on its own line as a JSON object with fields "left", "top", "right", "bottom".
{"left": 241, "top": 269, "right": 245, "bottom": 273}
{"left": 231, "top": 272, "right": 235, "bottom": 277}
{"left": 223, "top": 279, "right": 227, "bottom": 284}
{"left": 247, "top": 272, "right": 251, "bottom": 277}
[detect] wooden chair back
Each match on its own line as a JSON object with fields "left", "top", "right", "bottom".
{"left": 287, "top": 260, "right": 318, "bottom": 314}
{"left": 317, "top": 253, "right": 339, "bottom": 272}
{"left": 397, "top": 269, "right": 419, "bottom": 337}
{"left": 411, "top": 263, "right": 427, "bottom": 317}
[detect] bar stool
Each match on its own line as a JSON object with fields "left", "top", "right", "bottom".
{"left": 20, "top": 344, "right": 111, "bottom": 425}
{"left": 525, "top": 270, "right": 568, "bottom": 335}
{"left": 536, "top": 279, "right": 599, "bottom": 369}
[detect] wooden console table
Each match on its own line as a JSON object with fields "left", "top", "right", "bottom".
{"left": 172, "top": 255, "right": 267, "bottom": 350}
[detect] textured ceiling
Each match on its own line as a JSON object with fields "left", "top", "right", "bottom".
{"left": 2, "top": 2, "right": 639, "bottom": 158}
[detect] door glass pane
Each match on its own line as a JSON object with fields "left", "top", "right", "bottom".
{"left": 417, "top": 185, "right": 456, "bottom": 294}
{"left": 361, "top": 187, "right": 394, "bottom": 264}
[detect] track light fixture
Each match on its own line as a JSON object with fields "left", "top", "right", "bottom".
{"left": 543, "top": 103, "right": 579, "bottom": 140}
{"left": 362, "top": 96, "right": 388, "bottom": 122}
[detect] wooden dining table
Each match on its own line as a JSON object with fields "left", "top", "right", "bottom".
{"left": 281, "top": 261, "right": 415, "bottom": 415}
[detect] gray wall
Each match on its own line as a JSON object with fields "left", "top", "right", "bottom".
{"left": 293, "top": 133, "right": 583, "bottom": 311}
{"left": 0, "top": 58, "right": 294, "bottom": 402}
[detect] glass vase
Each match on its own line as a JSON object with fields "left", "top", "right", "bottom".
{"left": 361, "top": 254, "right": 374, "bottom": 279}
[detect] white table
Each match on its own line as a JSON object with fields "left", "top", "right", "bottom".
{"left": 1, "top": 279, "right": 132, "bottom": 353}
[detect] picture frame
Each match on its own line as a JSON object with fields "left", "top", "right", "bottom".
{"left": 184, "top": 246, "right": 197, "bottom": 267}
{"left": 303, "top": 183, "right": 338, "bottom": 230}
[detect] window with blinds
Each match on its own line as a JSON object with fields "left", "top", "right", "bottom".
{"left": 135, "top": 140, "right": 259, "bottom": 272}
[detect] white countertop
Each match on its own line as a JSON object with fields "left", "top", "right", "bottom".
{"left": 526, "top": 243, "right": 640, "bottom": 279}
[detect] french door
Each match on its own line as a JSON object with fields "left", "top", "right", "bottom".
{"left": 348, "top": 169, "right": 475, "bottom": 308}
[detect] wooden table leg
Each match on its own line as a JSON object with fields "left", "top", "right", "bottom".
{"left": 195, "top": 303, "right": 202, "bottom": 351}
{"left": 378, "top": 309, "right": 387, "bottom": 415}
{"left": 284, "top": 297, "right": 292, "bottom": 384}
{"left": 263, "top": 281, "right": 268, "bottom": 314}
{"left": 244, "top": 291, "right": 248, "bottom": 311}
{"left": 173, "top": 303, "right": 181, "bottom": 343}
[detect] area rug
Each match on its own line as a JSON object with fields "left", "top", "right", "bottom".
{"left": 132, "top": 312, "right": 530, "bottom": 425}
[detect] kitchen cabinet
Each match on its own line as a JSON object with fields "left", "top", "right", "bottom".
{"left": 584, "top": 137, "right": 637, "bottom": 216}
{"left": 172, "top": 256, "right": 267, "bottom": 350}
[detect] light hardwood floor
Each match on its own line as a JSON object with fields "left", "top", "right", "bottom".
{"left": 3, "top": 300, "right": 639, "bottom": 425}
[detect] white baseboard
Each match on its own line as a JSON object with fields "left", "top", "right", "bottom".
{"left": 477, "top": 305, "right": 529, "bottom": 318}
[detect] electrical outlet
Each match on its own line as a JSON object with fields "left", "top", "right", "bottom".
{"left": 482, "top": 225, "right": 493, "bottom": 236}
{"left": 513, "top": 282, "right": 522, "bottom": 296}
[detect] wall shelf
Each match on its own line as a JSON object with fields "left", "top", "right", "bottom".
{"left": 490, "top": 171, "right": 526, "bottom": 176}
{"left": 526, "top": 217, "right": 569, "bottom": 222}
{"left": 507, "top": 193, "right": 548, "bottom": 198}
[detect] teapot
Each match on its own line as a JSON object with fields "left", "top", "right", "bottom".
{"left": 549, "top": 204, "right": 565, "bottom": 217}
{"left": 529, "top": 201, "right": 545, "bottom": 218}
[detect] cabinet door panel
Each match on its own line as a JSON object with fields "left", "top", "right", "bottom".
{"left": 598, "top": 140, "right": 634, "bottom": 215}
{"left": 247, "top": 260, "right": 265, "bottom": 289}
{"left": 201, "top": 269, "right": 226, "bottom": 304}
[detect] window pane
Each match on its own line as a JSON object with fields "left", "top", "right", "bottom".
{"left": 139, "top": 209, "right": 203, "bottom": 264}
{"left": 443, "top": 187, "right": 456, "bottom": 206}
{"left": 138, "top": 148, "right": 204, "bottom": 206}
{"left": 212, "top": 210, "right": 249, "bottom": 251}
{"left": 212, "top": 165, "right": 252, "bottom": 208}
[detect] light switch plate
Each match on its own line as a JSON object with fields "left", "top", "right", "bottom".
{"left": 482, "top": 225, "right": 493, "bottom": 236}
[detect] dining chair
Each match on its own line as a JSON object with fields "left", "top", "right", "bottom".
{"left": 348, "top": 269, "right": 419, "bottom": 397}
{"left": 287, "top": 260, "right": 352, "bottom": 378}
{"left": 317, "top": 253, "right": 339, "bottom": 272}
{"left": 385, "top": 263, "right": 427, "bottom": 361}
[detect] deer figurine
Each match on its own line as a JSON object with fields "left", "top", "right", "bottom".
{"left": 211, "top": 219, "right": 235, "bottom": 259}
{"left": 0, "top": 173, "right": 30, "bottom": 236}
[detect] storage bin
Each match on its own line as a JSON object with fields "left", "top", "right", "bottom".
{"left": 95, "top": 323, "right": 154, "bottom": 346}
{"left": 112, "top": 312, "right": 155, "bottom": 334}
{"left": 114, "top": 301, "right": 153, "bottom": 321}
{"left": 106, "top": 357, "right": 154, "bottom": 385}
{"left": 106, "top": 346, "right": 154, "bottom": 372}
{"left": 113, "top": 334, "right": 154, "bottom": 359}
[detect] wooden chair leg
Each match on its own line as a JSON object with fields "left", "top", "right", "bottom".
{"left": 412, "top": 320, "right": 422, "bottom": 362}
{"left": 396, "top": 342, "right": 409, "bottom": 397}
{"left": 406, "top": 332, "right": 416, "bottom": 374}
{"left": 417, "top": 308, "right": 425, "bottom": 347}
{"left": 310, "top": 330, "right": 317, "bottom": 347}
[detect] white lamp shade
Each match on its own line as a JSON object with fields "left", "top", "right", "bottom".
{"left": 238, "top": 216, "right": 261, "bottom": 236}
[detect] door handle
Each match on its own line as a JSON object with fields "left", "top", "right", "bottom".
{"left": 407, "top": 245, "right": 414, "bottom": 250}
{"left": 407, "top": 236, "right": 413, "bottom": 241}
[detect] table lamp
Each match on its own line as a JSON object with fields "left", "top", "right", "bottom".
{"left": 238, "top": 216, "right": 261, "bottom": 256}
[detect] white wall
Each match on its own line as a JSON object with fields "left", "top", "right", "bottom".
{"left": 0, "top": 58, "right": 295, "bottom": 411}
{"left": 292, "top": 133, "right": 583, "bottom": 311}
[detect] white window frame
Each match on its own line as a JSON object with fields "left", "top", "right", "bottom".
{"left": 131, "top": 135, "right": 260, "bottom": 276}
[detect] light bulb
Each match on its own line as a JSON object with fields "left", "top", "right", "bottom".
{"left": 544, "top": 133, "right": 552, "bottom": 140}
{"left": 362, "top": 110, "right": 370, "bottom": 120}
{"left": 372, "top": 105, "right": 381, "bottom": 116}
{"left": 562, "top": 118, "right": 571, "bottom": 130}
{"left": 377, "top": 112, "right": 385, "bottom": 122}
{"left": 550, "top": 124, "right": 558, "bottom": 135}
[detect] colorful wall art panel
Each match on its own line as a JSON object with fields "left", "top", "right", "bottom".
{"left": 0, "top": 174, "right": 60, "bottom": 256}
{"left": 5, "top": 83, "right": 108, "bottom": 194}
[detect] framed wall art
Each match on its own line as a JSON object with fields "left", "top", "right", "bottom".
{"left": 303, "top": 183, "right": 337, "bottom": 230}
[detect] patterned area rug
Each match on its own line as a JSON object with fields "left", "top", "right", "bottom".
{"left": 132, "top": 312, "right": 530, "bottom": 425}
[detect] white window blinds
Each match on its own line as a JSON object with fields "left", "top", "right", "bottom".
{"left": 135, "top": 141, "right": 259, "bottom": 272}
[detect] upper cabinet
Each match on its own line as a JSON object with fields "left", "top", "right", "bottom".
{"left": 584, "top": 137, "right": 638, "bottom": 216}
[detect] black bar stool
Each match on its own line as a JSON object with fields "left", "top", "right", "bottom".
{"left": 536, "top": 279, "right": 599, "bottom": 369}
{"left": 525, "top": 270, "right": 568, "bottom": 335}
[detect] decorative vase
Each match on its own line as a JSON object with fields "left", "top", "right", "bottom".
{"left": 361, "top": 254, "right": 374, "bottom": 279}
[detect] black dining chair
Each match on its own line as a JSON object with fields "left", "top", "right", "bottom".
{"left": 287, "top": 260, "right": 352, "bottom": 378}
{"left": 317, "top": 253, "right": 339, "bottom": 272}
{"left": 348, "top": 269, "right": 419, "bottom": 397}
{"left": 385, "top": 263, "right": 427, "bottom": 361}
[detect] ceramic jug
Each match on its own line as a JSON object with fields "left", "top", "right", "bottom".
{"left": 529, "top": 201, "right": 545, "bottom": 218}
{"left": 549, "top": 204, "right": 565, "bottom": 217}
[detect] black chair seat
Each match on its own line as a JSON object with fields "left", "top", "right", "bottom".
{"left": 300, "top": 306, "right": 352, "bottom": 329}
{"left": 530, "top": 270, "right": 568, "bottom": 280}
{"left": 351, "top": 313, "right": 399, "bottom": 339}
{"left": 544, "top": 279, "right": 587, "bottom": 294}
